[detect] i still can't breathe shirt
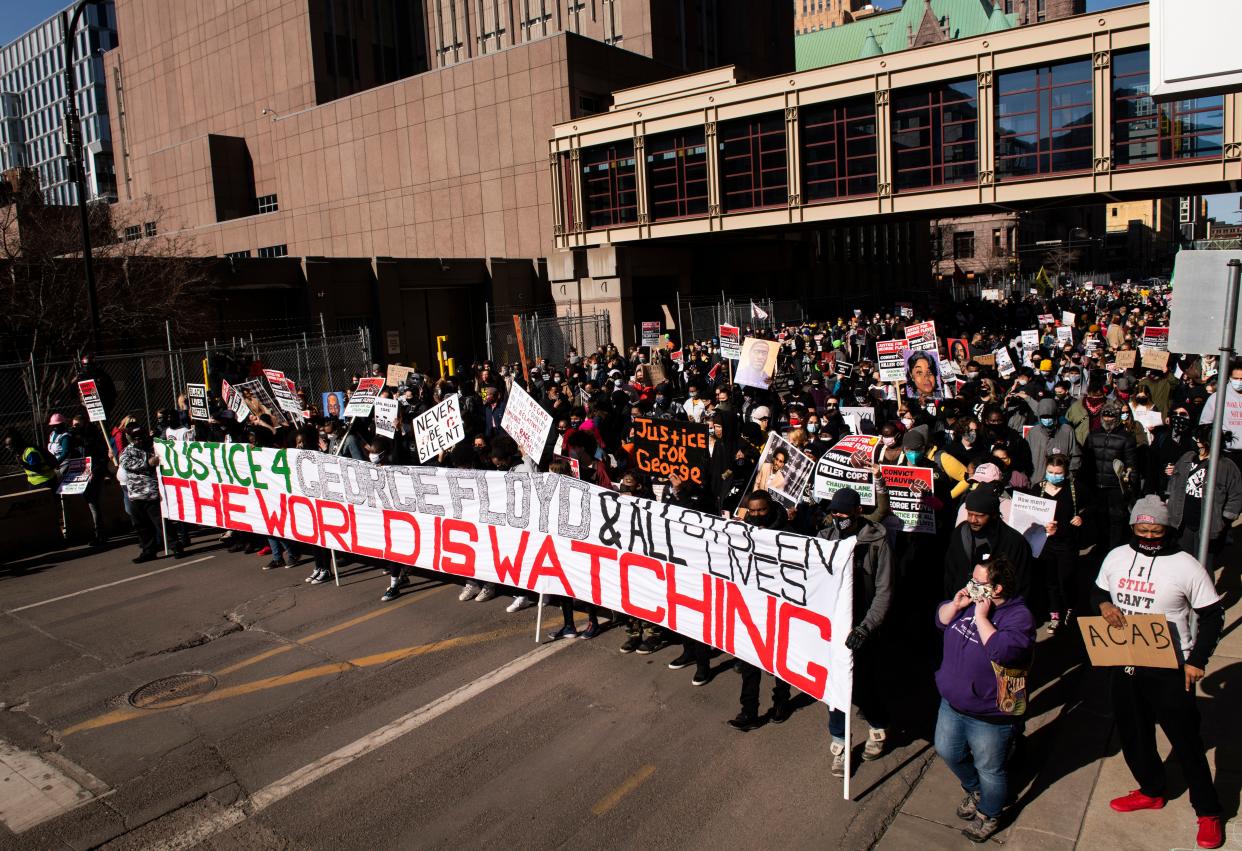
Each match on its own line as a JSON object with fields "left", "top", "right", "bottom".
{"left": 1096, "top": 544, "right": 1220, "bottom": 663}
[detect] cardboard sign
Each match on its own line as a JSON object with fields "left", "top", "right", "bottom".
{"left": 1142, "top": 349, "right": 1170, "bottom": 371}
{"left": 501, "top": 383, "right": 554, "bottom": 463}
{"left": 1077, "top": 615, "right": 1179, "bottom": 669}
{"left": 879, "top": 465, "right": 936, "bottom": 533}
{"left": 641, "top": 322, "right": 661, "bottom": 348}
{"left": 974, "top": 353, "right": 996, "bottom": 368}
{"left": 876, "top": 339, "right": 908, "bottom": 383}
{"left": 904, "top": 321, "right": 937, "bottom": 352}
{"left": 78, "top": 380, "right": 106, "bottom": 423}
{"left": 186, "top": 383, "right": 210, "bottom": 422}
{"left": 719, "top": 324, "right": 742, "bottom": 360}
{"left": 57, "top": 457, "right": 92, "bottom": 495}
{"left": 413, "top": 394, "right": 465, "bottom": 462}
{"left": 387, "top": 364, "right": 415, "bottom": 388}
{"left": 344, "top": 377, "right": 385, "bottom": 418}
{"left": 813, "top": 434, "right": 879, "bottom": 502}
{"left": 1114, "top": 350, "right": 1136, "bottom": 369}
{"left": 1006, "top": 491, "right": 1057, "bottom": 558}
{"left": 630, "top": 418, "right": 710, "bottom": 485}
{"left": 373, "top": 397, "right": 399, "bottom": 439}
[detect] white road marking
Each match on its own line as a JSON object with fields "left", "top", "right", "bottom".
{"left": 6, "top": 556, "right": 215, "bottom": 614}
{"left": 147, "top": 639, "right": 573, "bottom": 850}
{"left": 0, "top": 741, "right": 109, "bottom": 833}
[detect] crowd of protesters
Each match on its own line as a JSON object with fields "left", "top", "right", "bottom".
{"left": 8, "top": 282, "right": 1240, "bottom": 848}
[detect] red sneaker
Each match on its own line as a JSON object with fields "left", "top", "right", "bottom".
{"left": 1197, "top": 816, "right": 1224, "bottom": 849}
{"left": 258, "top": 545, "right": 272, "bottom": 556}
{"left": 1109, "top": 789, "right": 1166, "bottom": 812}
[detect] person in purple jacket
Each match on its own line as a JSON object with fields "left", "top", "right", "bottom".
{"left": 934, "top": 553, "right": 1036, "bottom": 843}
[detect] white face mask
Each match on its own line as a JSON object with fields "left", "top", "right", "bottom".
{"left": 1231, "top": 379, "right": 1242, "bottom": 393}
{"left": 368, "top": 452, "right": 382, "bottom": 463}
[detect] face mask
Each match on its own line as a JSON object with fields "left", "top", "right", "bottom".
{"left": 966, "top": 371, "right": 980, "bottom": 380}
{"left": 904, "top": 450, "right": 921, "bottom": 464}
{"left": 1045, "top": 472, "right": 1066, "bottom": 485}
{"left": 1171, "top": 414, "right": 1190, "bottom": 432}
{"left": 1135, "top": 396, "right": 1150, "bottom": 405}
{"left": 901, "top": 417, "right": 915, "bottom": 429}
{"left": 965, "top": 578, "right": 995, "bottom": 602}
{"left": 1120, "top": 411, "right": 1131, "bottom": 421}
{"left": 1067, "top": 374, "right": 1081, "bottom": 384}
{"left": 1040, "top": 416, "right": 1056, "bottom": 428}
{"left": 833, "top": 516, "right": 855, "bottom": 532}
{"left": 881, "top": 435, "right": 896, "bottom": 447}
{"left": 1132, "top": 534, "right": 1165, "bottom": 556}
{"left": 1231, "top": 379, "right": 1242, "bottom": 392}
{"left": 655, "top": 396, "right": 666, "bottom": 405}
{"left": 368, "top": 452, "right": 382, "bottom": 463}
{"left": 688, "top": 390, "right": 698, "bottom": 398}
{"left": 807, "top": 423, "right": 819, "bottom": 434}
{"left": 962, "top": 431, "right": 977, "bottom": 446}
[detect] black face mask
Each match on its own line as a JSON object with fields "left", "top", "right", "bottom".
{"left": 1131, "top": 535, "right": 1165, "bottom": 556}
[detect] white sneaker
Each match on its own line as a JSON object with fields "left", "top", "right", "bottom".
{"left": 863, "top": 728, "right": 886, "bottom": 761}
{"left": 506, "top": 596, "right": 534, "bottom": 613}
{"left": 830, "top": 741, "right": 846, "bottom": 778}
{"left": 458, "top": 582, "right": 480, "bottom": 602}
{"left": 474, "top": 583, "right": 497, "bottom": 603}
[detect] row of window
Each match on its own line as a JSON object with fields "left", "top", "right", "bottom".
{"left": 221, "top": 245, "right": 288, "bottom": 259}
{"left": 571, "top": 49, "right": 1224, "bottom": 230}
{"left": 122, "top": 221, "right": 157, "bottom": 241}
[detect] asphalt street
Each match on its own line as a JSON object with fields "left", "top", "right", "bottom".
{"left": 0, "top": 533, "right": 931, "bottom": 850}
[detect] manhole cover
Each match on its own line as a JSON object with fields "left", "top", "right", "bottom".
{"left": 128, "top": 673, "right": 218, "bottom": 710}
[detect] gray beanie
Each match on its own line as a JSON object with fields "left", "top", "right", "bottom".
{"left": 1037, "top": 398, "right": 1058, "bottom": 417}
{"left": 1129, "top": 495, "right": 1170, "bottom": 527}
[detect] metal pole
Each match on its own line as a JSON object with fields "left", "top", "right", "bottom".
{"left": 140, "top": 354, "right": 151, "bottom": 430}
{"left": 485, "top": 301, "right": 493, "bottom": 362}
{"left": 676, "top": 290, "right": 685, "bottom": 346}
{"left": 1198, "top": 259, "right": 1241, "bottom": 567}
{"left": 61, "top": 4, "right": 102, "bottom": 355}
{"left": 320, "top": 313, "right": 334, "bottom": 393}
{"left": 165, "top": 321, "right": 176, "bottom": 415}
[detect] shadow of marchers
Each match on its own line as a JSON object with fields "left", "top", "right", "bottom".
{"left": 1195, "top": 659, "right": 1242, "bottom": 821}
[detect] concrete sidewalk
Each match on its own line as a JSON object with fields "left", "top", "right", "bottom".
{"left": 877, "top": 546, "right": 1242, "bottom": 851}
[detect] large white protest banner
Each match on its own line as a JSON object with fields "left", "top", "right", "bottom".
{"left": 502, "top": 383, "right": 554, "bottom": 463}
{"left": 154, "top": 439, "right": 855, "bottom": 709}
{"left": 413, "top": 394, "right": 466, "bottom": 462}
{"left": 373, "top": 397, "right": 399, "bottom": 439}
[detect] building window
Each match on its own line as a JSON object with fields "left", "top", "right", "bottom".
{"left": 996, "top": 59, "right": 1093, "bottom": 180}
{"left": 892, "top": 78, "right": 978, "bottom": 192}
{"left": 954, "top": 231, "right": 975, "bottom": 259}
{"left": 123, "top": 225, "right": 140, "bottom": 242}
{"left": 801, "top": 96, "right": 878, "bottom": 203}
{"left": 645, "top": 127, "right": 708, "bottom": 221}
{"left": 718, "top": 111, "right": 788, "bottom": 213}
{"left": 224, "top": 249, "right": 252, "bottom": 260}
{"left": 257, "top": 194, "right": 279, "bottom": 213}
{"left": 143, "top": 221, "right": 156, "bottom": 238}
{"left": 257, "top": 244, "right": 288, "bottom": 258}
{"left": 993, "top": 228, "right": 1002, "bottom": 249}
{"left": 580, "top": 140, "right": 637, "bottom": 229}
{"left": 560, "top": 152, "right": 576, "bottom": 230}
{"left": 1112, "top": 49, "right": 1224, "bottom": 167}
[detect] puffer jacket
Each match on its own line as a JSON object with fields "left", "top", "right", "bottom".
{"left": 1083, "top": 427, "right": 1137, "bottom": 490}
{"left": 818, "top": 519, "right": 893, "bottom": 634}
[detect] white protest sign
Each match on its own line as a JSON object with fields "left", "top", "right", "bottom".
{"left": 839, "top": 406, "right": 874, "bottom": 435}
{"left": 1062, "top": 311, "right": 1075, "bottom": 327}
{"left": 719, "top": 324, "right": 742, "bottom": 360}
{"left": 641, "top": 322, "right": 661, "bottom": 348}
{"left": 1056, "top": 326, "right": 1073, "bottom": 345}
{"left": 1007, "top": 491, "right": 1057, "bottom": 558}
{"left": 155, "top": 439, "right": 857, "bottom": 711}
{"left": 413, "top": 394, "right": 466, "bottom": 462}
{"left": 57, "top": 457, "right": 92, "bottom": 495}
{"left": 344, "top": 377, "right": 385, "bottom": 418}
{"left": 373, "top": 397, "right": 399, "bottom": 439}
{"left": 501, "top": 383, "right": 554, "bottom": 463}
{"left": 814, "top": 434, "right": 879, "bottom": 502}
{"left": 264, "top": 369, "right": 303, "bottom": 419}
{"left": 904, "top": 321, "right": 937, "bottom": 352}
{"left": 994, "top": 347, "right": 1016, "bottom": 378}
{"left": 78, "top": 380, "right": 106, "bottom": 423}
{"left": 1021, "top": 329, "right": 1039, "bottom": 352}
{"left": 1134, "top": 409, "right": 1163, "bottom": 435}
{"left": 876, "top": 339, "right": 908, "bottom": 383}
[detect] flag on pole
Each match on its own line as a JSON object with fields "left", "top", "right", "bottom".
{"left": 751, "top": 300, "right": 769, "bottom": 321}
{"left": 1035, "top": 266, "right": 1051, "bottom": 294}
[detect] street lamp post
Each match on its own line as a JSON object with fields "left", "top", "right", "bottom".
{"left": 60, "top": 1, "right": 103, "bottom": 354}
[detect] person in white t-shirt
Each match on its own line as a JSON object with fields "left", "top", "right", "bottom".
{"left": 1092, "top": 495, "right": 1225, "bottom": 850}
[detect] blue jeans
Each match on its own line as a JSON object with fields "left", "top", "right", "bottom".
{"left": 267, "top": 537, "right": 296, "bottom": 560}
{"left": 934, "top": 699, "right": 1018, "bottom": 819}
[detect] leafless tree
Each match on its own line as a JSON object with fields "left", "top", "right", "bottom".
{"left": 1042, "top": 247, "right": 1081, "bottom": 277}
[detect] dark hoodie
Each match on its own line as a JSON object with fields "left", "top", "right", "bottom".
{"left": 818, "top": 518, "right": 893, "bottom": 633}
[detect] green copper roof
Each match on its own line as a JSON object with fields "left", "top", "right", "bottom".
{"left": 795, "top": 0, "right": 1017, "bottom": 71}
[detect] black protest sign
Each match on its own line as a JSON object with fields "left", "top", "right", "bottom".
{"left": 187, "top": 383, "right": 210, "bottom": 421}
{"left": 631, "top": 418, "right": 710, "bottom": 485}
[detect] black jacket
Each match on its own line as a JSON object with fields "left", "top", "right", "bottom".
{"left": 943, "top": 518, "right": 1033, "bottom": 599}
{"left": 1083, "top": 426, "right": 1138, "bottom": 490}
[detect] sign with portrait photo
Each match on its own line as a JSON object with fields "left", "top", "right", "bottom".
{"left": 903, "top": 349, "right": 945, "bottom": 399}
{"left": 735, "top": 337, "right": 779, "bottom": 390}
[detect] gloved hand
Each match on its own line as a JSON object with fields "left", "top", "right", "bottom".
{"left": 845, "top": 625, "right": 870, "bottom": 651}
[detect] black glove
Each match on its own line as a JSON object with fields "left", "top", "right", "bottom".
{"left": 845, "top": 625, "right": 869, "bottom": 652}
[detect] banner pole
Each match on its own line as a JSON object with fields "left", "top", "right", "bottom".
{"left": 59, "top": 496, "right": 67, "bottom": 539}
{"left": 535, "top": 593, "right": 545, "bottom": 643}
{"left": 330, "top": 550, "right": 340, "bottom": 587}
{"left": 843, "top": 688, "right": 853, "bottom": 801}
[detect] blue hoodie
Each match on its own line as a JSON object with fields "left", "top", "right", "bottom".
{"left": 934, "top": 597, "right": 1035, "bottom": 719}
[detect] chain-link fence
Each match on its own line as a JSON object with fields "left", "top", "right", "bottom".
{"left": 682, "top": 297, "right": 806, "bottom": 342}
{"left": 0, "top": 327, "right": 372, "bottom": 472}
{"left": 488, "top": 311, "right": 612, "bottom": 367}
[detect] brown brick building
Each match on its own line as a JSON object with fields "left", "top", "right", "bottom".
{"left": 102, "top": 0, "right": 792, "bottom": 363}
{"left": 794, "top": 0, "right": 879, "bottom": 35}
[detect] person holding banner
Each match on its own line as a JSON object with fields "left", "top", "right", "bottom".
{"left": 1091, "top": 497, "right": 1225, "bottom": 850}
{"left": 819, "top": 488, "right": 894, "bottom": 777}
{"left": 934, "top": 554, "right": 1035, "bottom": 843}
{"left": 119, "top": 423, "right": 176, "bottom": 562}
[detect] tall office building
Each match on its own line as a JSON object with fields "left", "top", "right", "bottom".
{"left": 0, "top": 1, "right": 118, "bottom": 205}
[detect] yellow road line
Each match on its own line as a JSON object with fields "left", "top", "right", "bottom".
{"left": 591, "top": 764, "right": 656, "bottom": 816}
{"left": 61, "top": 622, "right": 534, "bottom": 736}
{"left": 213, "top": 584, "right": 450, "bottom": 678}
